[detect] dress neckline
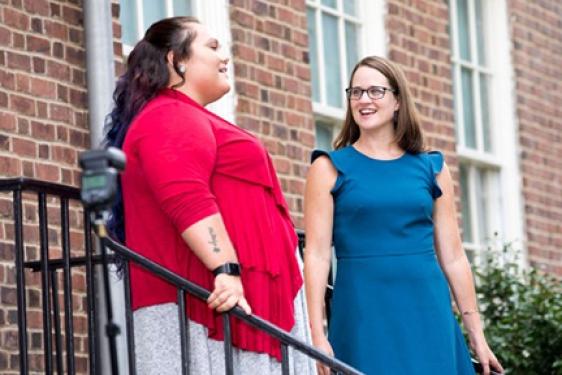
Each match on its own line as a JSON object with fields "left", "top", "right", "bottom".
{"left": 350, "top": 145, "right": 407, "bottom": 162}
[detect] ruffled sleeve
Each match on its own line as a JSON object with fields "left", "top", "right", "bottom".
{"left": 428, "top": 151, "right": 444, "bottom": 199}
{"left": 311, "top": 149, "right": 345, "bottom": 194}
{"left": 311, "top": 149, "right": 329, "bottom": 163}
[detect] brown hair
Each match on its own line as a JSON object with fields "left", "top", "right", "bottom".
{"left": 103, "top": 16, "right": 200, "bottom": 243}
{"left": 333, "top": 56, "right": 426, "bottom": 153}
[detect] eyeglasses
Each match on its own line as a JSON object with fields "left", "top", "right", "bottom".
{"left": 345, "top": 86, "right": 397, "bottom": 100}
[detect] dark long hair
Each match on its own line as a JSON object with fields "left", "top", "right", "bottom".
{"left": 333, "top": 56, "right": 426, "bottom": 153}
{"left": 103, "top": 16, "right": 199, "bottom": 243}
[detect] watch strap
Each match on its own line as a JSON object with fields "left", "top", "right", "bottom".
{"left": 212, "top": 262, "right": 241, "bottom": 276}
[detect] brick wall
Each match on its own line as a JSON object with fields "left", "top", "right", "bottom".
{"left": 228, "top": 0, "right": 315, "bottom": 229}
{"left": 0, "top": 1, "right": 90, "bottom": 185}
{"left": 0, "top": 0, "right": 112, "bottom": 372}
{"left": 385, "top": 1, "right": 461, "bottom": 203}
{"left": 509, "top": 0, "right": 562, "bottom": 275}
{"left": 386, "top": 0, "right": 456, "bottom": 155}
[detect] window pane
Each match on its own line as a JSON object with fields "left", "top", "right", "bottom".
{"left": 475, "top": 168, "right": 489, "bottom": 245}
{"left": 344, "top": 0, "right": 357, "bottom": 16}
{"left": 173, "top": 0, "right": 192, "bottom": 15}
{"left": 461, "top": 67, "right": 476, "bottom": 148}
{"left": 321, "top": 0, "right": 336, "bottom": 9}
{"left": 315, "top": 121, "right": 334, "bottom": 150}
{"left": 480, "top": 73, "right": 492, "bottom": 152}
{"left": 322, "top": 13, "right": 342, "bottom": 108}
{"left": 474, "top": 0, "right": 486, "bottom": 65}
{"left": 345, "top": 21, "right": 359, "bottom": 79}
{"left": 452, "top": 68, "right": 460, "bottom": 139}
{"left": 307, "top": 9, "right": 320, "bottom": 103}
{"left": 459, "top": 164, "right": 473, "bottom": 242}
{"left": 119, "top": 0, "right": 139, "bottom": 46}
{"left": 456, "top": 0, "right": 471, "bottom": 61}
{"left": 143, "top": 0, "right": 166, "bottom": 31}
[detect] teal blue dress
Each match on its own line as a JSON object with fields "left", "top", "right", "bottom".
{"left": 312, "top": 147, "right": 475, "bottom": 375}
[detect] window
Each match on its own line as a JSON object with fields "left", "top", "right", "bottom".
{"left": 306, "top": 0, "right": 385, "bottom": 150}
{"left": 449, "top": 0, "right": 523, "bottom": 259}
{"left": 119, "top": 0, "right": 193, "bottom": 54}
{"left": 118, "top": 0, "right": 235, "bottom": 122}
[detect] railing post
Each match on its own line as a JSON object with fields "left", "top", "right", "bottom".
{"left": 123, "top": 261, "right": 137, "bottom": 374}
{"left": 84, "top": 212, "right": 99, "bottom": 374}
{"left": 177, "top": 289, "right": 190, "bottom": 375}
{"left": 60, "top": 197, "right": 76, "bottom": 373}
{"left": 13, "top": 188, "right": 29, "bottom": 375}
{"left": 223, "top": 314, "right": 234, "bottom": 375}
{"left": 98, "top": 234, "right": 121, "bottom": 375}
{"left": 50, "top": 271, "right": 64, "bottom": 374}
{"left": 281, "top": 344, "right": 290, "bottom": 375}
{"left": 38, "top": 193, "right": 54, "bottom": 374}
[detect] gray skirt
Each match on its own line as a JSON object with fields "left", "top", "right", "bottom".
{"left": 134, "top": 285, "right": 317, "bottom": 374}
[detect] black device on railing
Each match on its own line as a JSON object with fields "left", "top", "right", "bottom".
{"left": 79, "top": 147, "right": 126, "bottom": 375}
{"left": 79, "top": 147, "right": 126, "bottom": 212}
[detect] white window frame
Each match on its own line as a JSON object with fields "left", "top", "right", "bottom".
{"left": 306, "top": 0, "right": 386, "bottom": 149}
{"left": 121, "top": 0, "right": 192, "bottom": 55}
{"left": 119, "top": 0, "right": 236, "bottom": 123}
{"left": 450, "top": 0, "right": 525, "bottom": 260}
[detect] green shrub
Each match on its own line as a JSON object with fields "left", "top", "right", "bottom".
{"left": 468, "top": 243, "right": 562, "bottom": 375}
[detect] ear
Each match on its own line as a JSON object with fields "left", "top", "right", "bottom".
{"left": 166, "top": 51, "right": 175, "bottom": 66}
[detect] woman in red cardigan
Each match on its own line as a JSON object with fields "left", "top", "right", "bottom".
{"left": 104, "top": 16, "right": 316, "bottom": 375}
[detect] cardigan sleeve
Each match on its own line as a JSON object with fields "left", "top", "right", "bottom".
{"left": 127, "top": 101, "right": 220, "bottom": 233}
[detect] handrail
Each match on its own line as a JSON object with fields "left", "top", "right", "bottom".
{"left": 0, "top": 177, "right": 81, "bottom": 198}
{"left": 102, "top": 235, "right": 364, "bottom": 374}
{"left": 2, "top": 177, "right": 364, "bottom": 375}
{"left": 3, "top": 177, "right": 496, "bottom": 374}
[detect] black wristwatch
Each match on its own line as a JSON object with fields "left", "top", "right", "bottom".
{"left": 212, "top": 262, "right": 241, "bottom": 277}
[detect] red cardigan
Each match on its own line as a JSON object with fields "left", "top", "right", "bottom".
{"left": 121, "top": 89, "right": 302, "bottom": 360}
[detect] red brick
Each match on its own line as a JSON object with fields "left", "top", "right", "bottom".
{"left": 26, "top": 35, "right": 50, "bottom": 54}
{"left": 7, "top": 52, "right": 31, "bottom": 71}
{"left": 34, "top": 161, "right": 60, "bottom": 181}
{"left": 61, "top": 4, "right": 82, "bottom": 25}
{"left": 0, "top": 112, "right": 17, "bottom": 132}
{"left": 26, "top": 0, "right": 49, "bottom": 15}
{"left": 12, "top": 137, "right": 36, "bottom": 157}
{"left": 3, "top": 8, "right": 30, "bottom": 30}
{"left": 10, "top": 94, "right": 36, "bottom": 116}
{"left": 231, "top": 9, "right": 255, "bottom": 27}
{"left": 30, "top": 77, "right": 56, "bottom": 99}
{"left": 0, "top": 26, "right": 10, "bottom": 46}
{"left": 0, "top": 156, "right": 22, "bottom": 176}
{"left": 46, "top": 60, "right": 71, "bottom": 81}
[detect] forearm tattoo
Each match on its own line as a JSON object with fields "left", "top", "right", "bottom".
{"left": 207, "top": 227, "right": 220, "bottom": 253}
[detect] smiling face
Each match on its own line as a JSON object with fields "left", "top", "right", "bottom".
{"left": 349, "top": 66, "right": 400, "bottom": 135}
{"left": 179, "top": 23, "right": 230, "bottom": 106}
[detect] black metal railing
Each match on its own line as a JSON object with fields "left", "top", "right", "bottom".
{"left": 1, "top": 177, "right": 363, "bottom": 375}
{"left": 1, "top": 176, "right": 498, "bottom": 375}
{"left": 0, "top": 177, "right": 101, "bottom": 374}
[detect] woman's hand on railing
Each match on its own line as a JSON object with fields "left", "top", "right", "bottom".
{"left": 312, "top": 333, "right": 335, "bottom": 375}
{"left": 208, "top": 274, "right": 252, "bottom": 315}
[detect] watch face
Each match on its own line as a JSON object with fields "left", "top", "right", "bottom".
{"left": 227, "top": 263, "right": 241, "bottom": 275}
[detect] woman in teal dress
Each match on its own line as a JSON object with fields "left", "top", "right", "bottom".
{"left": 304, "top": 56, "right": 503, "bottom": 375}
